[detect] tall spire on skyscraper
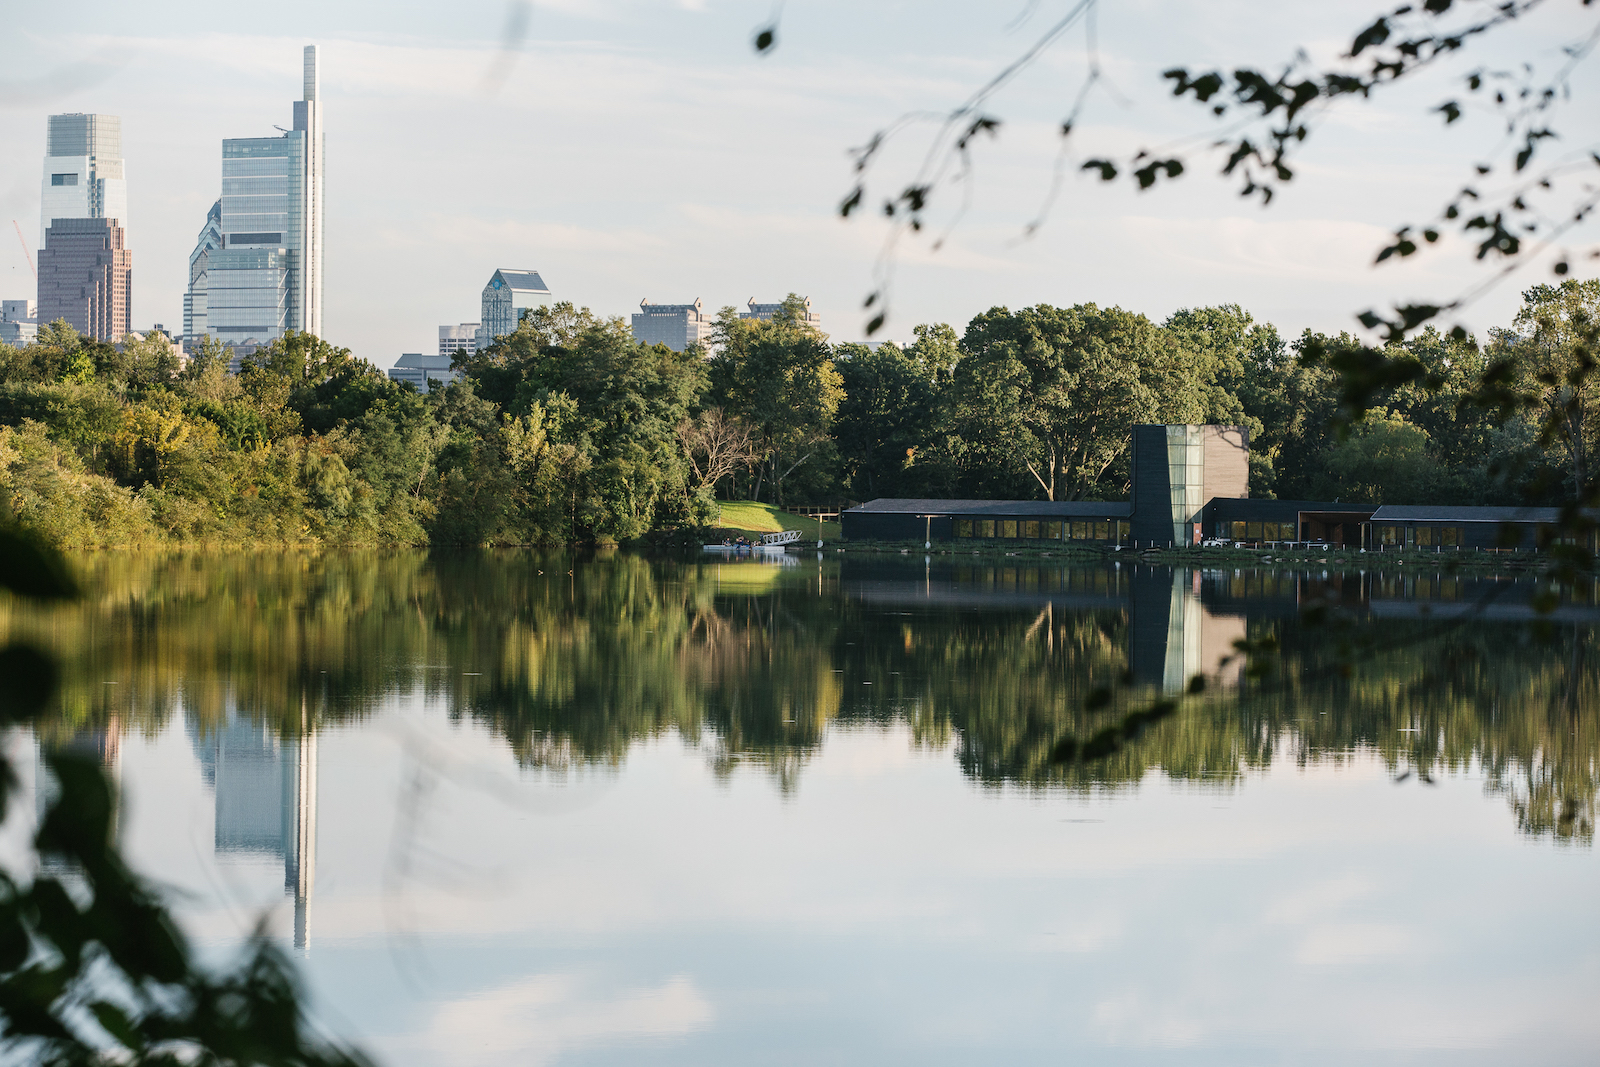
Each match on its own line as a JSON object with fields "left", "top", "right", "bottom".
{"left": 295, "top": 44, "right": 323, "bottom": 339}
{"left": 184, "top": 46, "right": 325, "bottom": 355}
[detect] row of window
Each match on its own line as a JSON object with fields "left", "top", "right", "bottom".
{"left": 1221, "top": 521, "right": 1297, "bottom": 541}
{"left": 953, "top": 518, "right": 1131, "bottom": 542}
{"left": 1375, "top": 525, "right": 1464, "bottom": 547}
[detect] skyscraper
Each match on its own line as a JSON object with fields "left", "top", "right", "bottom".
{"left": 37, "top": 218, "right": 132, "bottom": 341}
{"left": 632, "top": 298, "right": 714, "bottom": 351}
{"left": 477, "top": 269, "right": 550, "bottom": 349}
{"left": 184, "top": 46, "right": 324, "bottom": 354}
{"left": 39, "top": 113, "right": 126, "bottom": 248}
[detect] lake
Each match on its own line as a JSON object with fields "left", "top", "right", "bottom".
{"left": 5, "top": 550, "right": 1597, "bottom": 1065}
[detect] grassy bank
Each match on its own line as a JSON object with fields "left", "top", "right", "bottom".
{"left": 712, "top": 500, "right": 841, "bottom": 541}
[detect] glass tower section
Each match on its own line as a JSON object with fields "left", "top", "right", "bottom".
{"left": 1166, "top": 424, "right": 1206, "bottom": 545}
{"left": 184, "top": 46, "right": 322, "bottom": 352}
{"left": 39, "top": 113, "right": 127, "bottom": 248}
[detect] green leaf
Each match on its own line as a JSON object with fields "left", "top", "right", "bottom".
{"left": 89, "top": 1000, "right": 144, "bottom": 1050}
{"left": 0, "top": 644, "right": 58, "bottom": 724}
{"left": 0, "top": 526, "right": 79, "bottom": 601}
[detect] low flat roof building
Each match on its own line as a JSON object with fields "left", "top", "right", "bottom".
{"left": 1, "top": 299, "right": 37, "bottom": 347}
{"left": 1368, "top": 505, "right": 1600, "bottom": 551}
{"left": 388, "top": 352, "right": 460, "bottom": 391}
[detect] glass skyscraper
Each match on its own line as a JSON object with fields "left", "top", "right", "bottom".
{"left": 184, "top": 46, "right": 324, "bottom": 353}
{"left": 39, "top": 113, "right": 127, "bottom": 249}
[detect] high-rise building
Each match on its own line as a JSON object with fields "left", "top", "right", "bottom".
{"left": 477, "top": 269, "right": 550, "bottom": 349}
{"left": 0, "top": 300, "right": 37, "bottom": 347}
{"left": 39, "top": 113, "right": 126, "bottom": 249}
{"left": 182, "top": 200, "right": 223, "bottom": 348}
{"left": 184, "top": 45, "right": 324, "bottom": 354}
{"left": 438, "top": 323, "right": 478, "bottom": 358}
{"left": 37, "top": 218, "right": 132, "bottom": 341}
{"left": 632, "top": 298, "right": 714, "bottom": 351}
{"left": 740, "top": 296, "right": 821, "bottom": 330}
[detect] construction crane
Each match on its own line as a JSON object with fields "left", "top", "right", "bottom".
{"left": 12, "top": 221, "right": 35, "bottom": 281}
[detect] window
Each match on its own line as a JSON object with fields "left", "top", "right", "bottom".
{"left": 1416, "top": 527, "right": 1434, "bottom": 547}
{"left": 1094, "top": 520, "right": 1110, "bottom": 541}
{"left": 976, "top": 520, "right": 995, "bottom": 538}
{"left": 1071, "top": 521, "right": 1089, "bottom": 540}
{"left": 1441, "top": 527, "right": 1461, "bottom": 546}
{"left": 998, "top": 520, "right": 1017, "bottom": 539}
{"left": 1043, "top": 521, "right": 1062, "bottom": 540}
{"left": 1021, "top": 520, "right": 1040, "bottom": 539}
{"left": 954, "top": 519, "right": 973, "bottom": 538}
{"left": 1117, "top": 521, "right": 1130, "bottom": 542}
{"left": 1231, "top": 521, "right": 1246, "bottom": 540}
{"left": 1246, "top": 522, "right": 1262, "bottom": 540}
{"left": 51, "top": 173, "right": 78, "bottom": 186}
{"left": 1379, "top": 526, "right": 1400, "bottom": 546}
{"left": 226, "top": 232, "right": 283, "bottom": 245}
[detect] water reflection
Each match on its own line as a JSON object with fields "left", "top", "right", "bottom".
{"left": 5, "top": 549, "right": 1595, "bottom": 845}
{"left": 188, "top": 705, "right": 318, "bottom": 949}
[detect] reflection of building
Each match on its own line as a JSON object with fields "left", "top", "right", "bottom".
{"left": 1130, "top": 568, "right": 1245, "bottom": 693}
{"left": 477, "top": 269, "right": 551, "bottom": 348}
{"left": 190, "top": 710, "right": 318, "bottom": 951}
{"left": 632, "top": 298, "right": 714, "bottom": 351}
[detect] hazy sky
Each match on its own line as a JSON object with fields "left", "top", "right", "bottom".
{"left": 2, "top": 0, "right": 1595, "bottom": 365}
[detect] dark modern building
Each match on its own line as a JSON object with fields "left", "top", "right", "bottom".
{"left": 37, "top": 217, "right": 132, "bottom": 341}
{"left": 842, "top": 424, "right": 1597, "bottom": 551}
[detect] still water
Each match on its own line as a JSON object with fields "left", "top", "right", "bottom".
{"left": 5, "top": 550, "right": 1598, "bottom": 1065}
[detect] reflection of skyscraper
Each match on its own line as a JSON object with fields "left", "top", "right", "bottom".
{"left": 190, "top": 708, "right": 318, "bottom": 951}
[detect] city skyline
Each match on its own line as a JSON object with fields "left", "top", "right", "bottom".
{"left": 0, "top": 3, "right": 1594, "bottom": 366}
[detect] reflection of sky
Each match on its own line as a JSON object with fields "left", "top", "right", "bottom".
{"left": 114, "top": 695, "right": 1600, "bottom": 1066}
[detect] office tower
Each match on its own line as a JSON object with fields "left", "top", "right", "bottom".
{"left": 184, "top": 45, "right": 324, "bottom": 354}
{"left": 39, "top": 113, "right": 126, "bottom": 249}
{"left": 632, "top": 298, "right": 714, "bottom": 351}
{"left": 0, "top": 299, "right": 37, "bottom": 346}
{"left": 477, "top": 269, "right": 550, "bottom": 348}
{"left": 37, "top": 218, "right": 132, "bottom": 341}
{"left": 438, "top": 323, "right": 478, "bottom": 358}
{"left": 182, "top": 200, "right": 222, "bottom": 349}
{"left": 388, "top": 353, "right": 460, "bottom": 390}
{"left": 739, "top": 296, "right": 821, "bottom": 330}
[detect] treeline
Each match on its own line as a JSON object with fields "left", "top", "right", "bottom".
{"left": 0, "top": 283, "right": 1594, "bottom": 546}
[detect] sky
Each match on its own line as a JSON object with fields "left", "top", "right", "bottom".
{"left": 1, "top": 0, "right": 1596, "bottom": 366}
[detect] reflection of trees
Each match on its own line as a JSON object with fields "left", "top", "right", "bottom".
{"left": 4, "top": 552, "right": 1594, "bottom": 841}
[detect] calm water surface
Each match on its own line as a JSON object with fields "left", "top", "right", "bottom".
{"left": 5, "top": 550, "right": 1598, "bottom": 1065}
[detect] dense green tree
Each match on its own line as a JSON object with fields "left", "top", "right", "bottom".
{"left": 708, "top": 294, "right": 844, "bottom": 506}
{"left": 951, "top": 304, "right": 1200, "bottom": 500}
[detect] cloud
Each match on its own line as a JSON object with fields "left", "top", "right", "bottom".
{"left": 410, "top": 972, "right": 712, "bottom": 1066}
